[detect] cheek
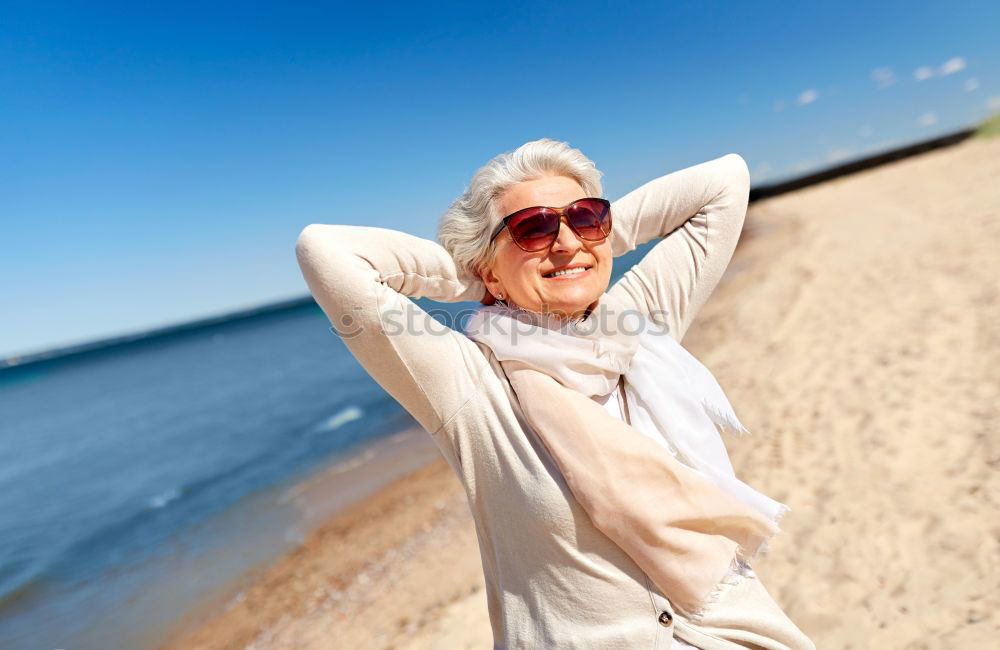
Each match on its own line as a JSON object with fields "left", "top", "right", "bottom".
{"left": 494, "top": 248, "right": 540, "bottom": 287}
{"left": 592, "top": 244, "right": 614, "bottom": 277}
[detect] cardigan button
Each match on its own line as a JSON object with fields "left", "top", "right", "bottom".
{"left": 658, "top": 610, "right": 673, "bottom": 626}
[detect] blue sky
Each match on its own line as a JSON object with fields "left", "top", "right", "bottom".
{"left": 3, "top": 1, "right": 999, "bottom": 359}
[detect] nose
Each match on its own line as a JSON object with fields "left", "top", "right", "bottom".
{"left": 550, "top": 214, "right": 584, "bottom": 254}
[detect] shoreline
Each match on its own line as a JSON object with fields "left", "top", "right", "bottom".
{"left": 153, "top": 425, "right": 449, "bottom": 650}
{"left": 158, "top": 454, "right": 482, "bottom": 650}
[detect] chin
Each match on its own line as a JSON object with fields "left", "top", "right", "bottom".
{"left": 545, "top": 291, "right": 601, "bottom": 315}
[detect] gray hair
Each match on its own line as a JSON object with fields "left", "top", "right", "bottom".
{"left": 438, "top": 138, "right": 604, "bottom": 280}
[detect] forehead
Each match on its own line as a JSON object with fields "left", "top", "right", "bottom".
{"left": 499, "top": 175, "right": 587, "bottom": 216}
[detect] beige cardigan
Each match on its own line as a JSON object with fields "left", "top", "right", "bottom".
{"left": 295, "top": 153, "right": 814, "bottom": 650}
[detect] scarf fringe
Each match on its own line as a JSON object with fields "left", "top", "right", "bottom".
{"left": 686, "top": 499, "right": 790, "bottom": 621}
{"left": 701, "top": 396, "right": 751, "bottom": 438}
{"left": 685, "top": 555, "right": 754, "bottom": 622}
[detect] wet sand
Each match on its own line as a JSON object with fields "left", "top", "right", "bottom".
{"left": 162, "top": 135, "right": 1000, "bottom": 649}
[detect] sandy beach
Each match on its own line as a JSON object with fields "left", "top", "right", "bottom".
{"left": 161, "top": 135, "right": 1000, "bottom": 650}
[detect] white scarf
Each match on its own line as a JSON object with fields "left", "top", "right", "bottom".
{"left": 465, "top": 298, "right": 788, "bottom": 536}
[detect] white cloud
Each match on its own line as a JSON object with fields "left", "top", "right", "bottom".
{"left": 859, "top": 125, "right": 874, "bottom": 138}
{"left": 773, "top": 100, "right": 786, "bottom": 112}
{"left": 919, "top": 112, "right": 938, "bottom": 127}
{"left": 797, "top": 89, "right": 819, "bottom": 105}
{"left": 871, "top": 67, "right": 895, "bottom": 89}
{"left": 913, "top": 57, "right": 968, "bottom": 82}
{"left": 989, "top": 96, "right": 1000, "bottom": 111}
{"left": 964, "top": 78, "right": 980, "bottom": 92}
{"left": 826, "top": 148, "right": 852, "bottom": 163}
{"left": 791, "top": 159, "right": 818, "bottom": 173}
{"left": 939, "top": 57, "right": 966, "bottom": 76}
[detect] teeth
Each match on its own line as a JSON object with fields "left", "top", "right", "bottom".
{"left": 547, "top": 267, "right": 588, "bottom": 278}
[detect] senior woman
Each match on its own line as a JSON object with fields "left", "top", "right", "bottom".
{"left": 295, "top": 139, "right": 814, "bottom": 650}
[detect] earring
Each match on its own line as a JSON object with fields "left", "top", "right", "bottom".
{"left": 497, "top": 292, "right": 504, "bottom": 300}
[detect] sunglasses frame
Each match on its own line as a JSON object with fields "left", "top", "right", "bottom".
{"left": 488, "top": 197, "right": 612, "bottom": 252}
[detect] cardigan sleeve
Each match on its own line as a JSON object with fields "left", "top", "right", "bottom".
{"left": 606, "top": 153, "right": 751, "bottom": 342}
{"left": 295, "top": 224, "right": 490, "bottom": 435}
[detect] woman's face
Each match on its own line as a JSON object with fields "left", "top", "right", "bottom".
{"left": 481, "top": 175, "right": 613, "bottom": 320}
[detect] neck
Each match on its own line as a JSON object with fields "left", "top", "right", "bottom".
{"left": 498, "top": 299, "right": 597, "bottom": 323}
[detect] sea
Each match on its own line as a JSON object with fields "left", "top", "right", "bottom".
{"left": 0, "top": 246, "right": 650, "bottom": 649}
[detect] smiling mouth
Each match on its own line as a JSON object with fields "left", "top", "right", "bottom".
{"left": 543, "top": 265, "right": 592, "bottom": 279}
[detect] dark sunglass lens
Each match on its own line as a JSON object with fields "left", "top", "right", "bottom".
{"left": 509, "top": 209, "right": 559, "bottom": 251}
{"left": 567, "top": 200, "right": 610, "bottom": 239}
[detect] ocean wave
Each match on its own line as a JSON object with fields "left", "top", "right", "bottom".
{"left": 147, "top": 487, "right": 183, "bottom": 510}
{"left": 312, "top": 406, "right": 364, "bottom": 433}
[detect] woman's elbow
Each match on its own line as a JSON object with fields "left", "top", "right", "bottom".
{"left": 295, "top": 223, "right": 343, "bottom": 274}
{"left": 295, "top": 224, "right": 324, "bottom": 261}
{"left": 723, "top": 153, "right": 751, "bottom": 191}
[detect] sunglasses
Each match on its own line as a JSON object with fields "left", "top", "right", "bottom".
{"left": 488, "top": 197, "right": 612, "bottom": 252}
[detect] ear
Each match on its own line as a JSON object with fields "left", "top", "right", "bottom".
{"left": 479, "top": 264, "right": 504, "bottom": 305}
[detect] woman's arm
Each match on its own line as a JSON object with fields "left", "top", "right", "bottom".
{"left": 295, "top": 224, "right": 489, "bottom": 435}
{"left": 606, "top": 153, "right": 751, "bottom": 341}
